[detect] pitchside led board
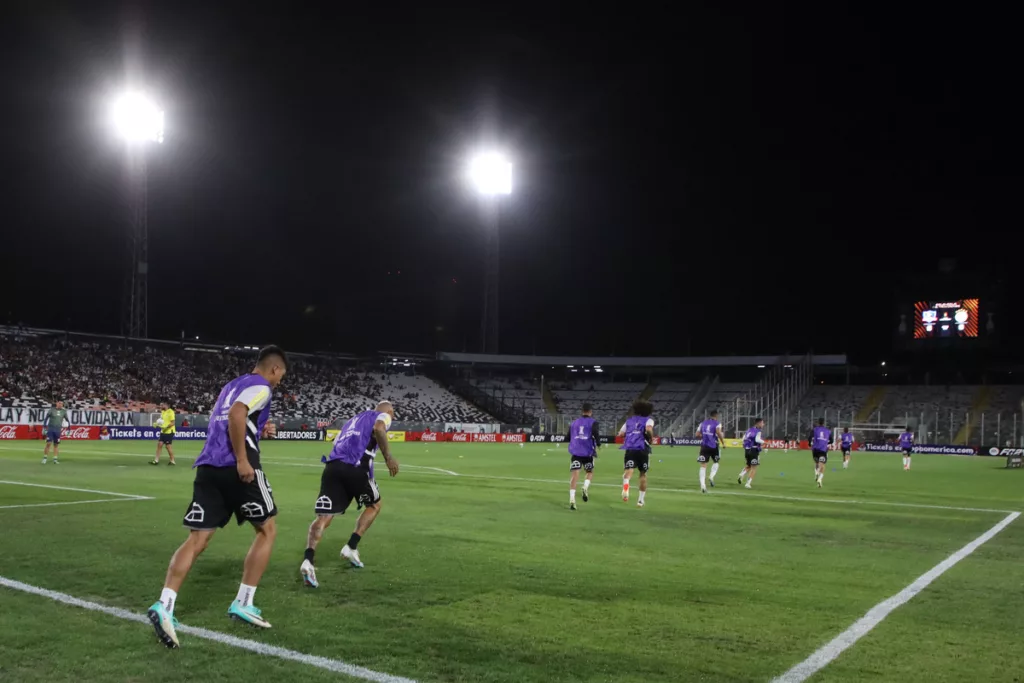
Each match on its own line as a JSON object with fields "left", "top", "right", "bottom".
{"left": 914, "top": 299, "right": 979, "bottom": 339}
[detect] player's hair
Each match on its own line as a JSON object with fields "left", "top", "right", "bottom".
{"left": 710, "top": 410, "right": 719, "bottom": 418}
{"left": 754, "top": 417, "right": 764, "bottom": 424}
{"left": 817, "top": 417, "right": 825, "bottom": 426}
{"left": 631, "top": 399, "right": 653, "bottom": 417}
{"left": 843, "top": 427, "right": 849, "bottom": 433}
{"left": 257, "top": 345, "right": 288, "bottom": 370}
{"left": 905, "top": 425, "right": 910, "bottom": 431}
{"left": 581, "top": 402, "right": 592, "bottom": 413}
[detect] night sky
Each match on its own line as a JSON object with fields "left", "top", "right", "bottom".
{"left": 2, "top": 3, "right": 1019, "bottom": 359}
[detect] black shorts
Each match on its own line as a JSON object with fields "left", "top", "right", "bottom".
{"left": 314, "top": 459, "right": 381, "bottom": 515}
{"left": 744, "top": 448, "right": 761, "bottom": 466}
{"left": 903, "top": 447, "right": 913, "bottom": 456}
{"left": 570, "top": 455, "right": 595, "bottom": 472}
{"left": 183, "top": 465, "right": 277, "bottom": 529}
{"left": 813, "top": 449, "right": 828, "bottom": 464}
{"left": 841, "top": 446, "right": 850, "bottom": 455}
{"left": 623, "top": 450, "right": 650, "bottom": 473}
{"left": 159, "top": 433, "right": 174, "bottom": 445}
{"left": 698, "top": 445, "right": 721, "bottom": 464}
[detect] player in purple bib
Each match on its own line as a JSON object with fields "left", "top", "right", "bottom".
{"left": 300, "top": 401, "right": 400, "bottom": 588}
{"left": 840, "top": 427, "right": 854, "bottom": 469}
{"left": 695, "top": 410, "right": 726, "bottom": 493}
{"left": 147, "top": 346, "right": 288, "bottom": 648}
{"left": 737, "top": 418, "right": 764, "bottom": 489}
{"left": 899, "top": 427, "right": 914, "bottom": 470}
{"left": 567, "top": 402, "right": 599, "bottom": 510}
{"left": 618, "top": 399, "right": 654, "bottom": 507}
{"left": 809, "top": 418, "right": 832, "bottom": 488}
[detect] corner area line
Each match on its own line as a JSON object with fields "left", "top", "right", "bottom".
{"left": 771, "top": 511, "right": 1020, "bottom": 683}
{"left": 0, "top": 576, "right": 418, "bottom": 683}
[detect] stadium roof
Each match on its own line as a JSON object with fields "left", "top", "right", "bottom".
{"left": 437, "top": 352, "right": 847, "bottom": 367}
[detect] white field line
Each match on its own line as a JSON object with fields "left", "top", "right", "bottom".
{"left": 0, "top": 575, "right": 417, "bottom": 683}
{"left": 0, "top": 498, "right": 154, "bottom": 510}
{"left": 0, "top": 479, "right": 153, "bottom": 500}
{"left": 771, "top": 511, "right": 1020, "bottom": 683}
{"left": 0, "top": 445, "right": 1016, "bottom": 514}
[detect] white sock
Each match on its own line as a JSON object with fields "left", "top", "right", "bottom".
{"left": 747, "top": 473, "right": 755, "bottom": 484}
{"left": 236, "top": 583, "right": 257, "bottom": 607}
{"left": 902, "top": 457, "right": 907, "bottom": 468}
{"left": 638, "top": 490, "right": 646, "bottom": 504}
{"left": 569, "top": 488, "right": 576, "bottom": 503}
{"left": 583, "top": 479, "right": 590, "bottom": 492}
{"left": 906, "top": 458, "right": 911, "bottom": 469}
{"left": 738, "top": 469, "right": 747, "bottom": 480}
{"left": 159, "top": 587, "right": 177, "bottom": 614}
{"left": 699, "top": 468, "right": 706, "bottom": 489}
{"left": 709, "top": 462, "right": 719, "bottom": 481}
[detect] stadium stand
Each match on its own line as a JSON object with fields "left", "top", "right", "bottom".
{"left": 0, "top": 335, "right": 492, "bottom": 424}
{"left": 549, "top": 379, "right": 648, "bottom": 428}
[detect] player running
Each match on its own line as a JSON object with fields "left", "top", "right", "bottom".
{"left": 840, "top": 427, "right": 853, "bottom": 469}
{"left": 810, "top": 418, "right": 831, "bottom": 488}
{"left": 152, "top": 402, "right": 177, "bottom": 466}
{"left": 567, "top": 403, "right": 599, "bottom": 510}
{"left": 696, "top": 410, "right": 726, "bottom": 493}
{"left": 737, "top": 418, "right": 764, "bottom": 489}
{"left": 40, "top": 400, "right": 68, "bottom": 464}
{"left": 147, "top": 346, "right": 288, "bottom": 648}
{"left": 899, "top": 427, "right": 914, "bottom": 470}
{"left": 619, "top": 399, "right": 654, "bottom": 507}
{"left": 300, "top": 402, "right": 400, "bottom": 588}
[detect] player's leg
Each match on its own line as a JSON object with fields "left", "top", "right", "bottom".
{"left": 569, "top": 466, "right": 580, "bottom": 509}
{"left": 52, "top": 438, "right": 59, "bottom": 463}
{"left": 708, "top": 452, "right": 720, "bottom": 487}
{"left": 698, "top": 449, "right": 709, "bottom": 492}
{"left": 227, "top": 469, "right": 278, "bottom": 627}
{"left": 905, "top": 450, "right": 912, "bottom": 470}
{"left": 42, "top": 433, "right": 50, "bottom": 463}
{"left": 746, "top": 463, "right": 758, "bottom": 488}
{"left": 340, "top": 467, "right": 383, "bottom": 568}
{"left": 148, "top": 528, "right": 216, "bottom": 648}
{"left": 622, "top": 452, "right": 635, "bottom": 501}
{"left": 637, "top": 472, "right": 648, "bottom": 507}
{"left": 166, "top": 440, "right": 176, "bottom": 464}
{"left": 301, "top": 514, "right": 334, "bottom": 587}
{"left": 153, "top": 440, "right": 163, "bottom": 465}
{"left": 582, "top": 463, "right": 593, "bottom": 502}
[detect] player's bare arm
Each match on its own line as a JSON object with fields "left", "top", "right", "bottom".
{"left": 375, "top": 420, "right": 399, "bottom": 477}
{"left": 716, "top": 426, "right": 726, "bottom": 448}
{"left": 228, "top": 402, "right": 255, "bottom": 483}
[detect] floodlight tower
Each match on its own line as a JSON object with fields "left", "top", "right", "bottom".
{"left": 467, "top": 152, "right": 512, "bottom": 354}
{"left": 111, "top": 92, "right": 164, "bottom": 339}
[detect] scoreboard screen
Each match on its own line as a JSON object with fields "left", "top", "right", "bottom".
{"left": 914, "top": 299, "right": 979, "bottom": 339}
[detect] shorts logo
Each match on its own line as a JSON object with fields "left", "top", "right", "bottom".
{"left": 315, "top": 495, "right": 333, "bottom": 511}
{"left": 240, "top": 502, "right": 265, "bottom": 518}
{"left": 749, "top": 458, "right": 760, "bottom": 466}
{"left": 625, "top": 459, "right": 635, "bottom": 469}
{"left": 570, "top": 460, "right": 582, "bottom": 470}
{"left": 358, "top": 493, "right": 372, "bottom": 506}
{"left": 184, "top": 503, "right": 205, "bottom": 524}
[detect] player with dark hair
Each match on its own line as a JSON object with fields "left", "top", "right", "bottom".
{"left": 899, "top": 426, "right": 914, "bottom": 470}
{"left": 300, "top": 401, "right": 400, "bottom": 588}
{"left": 810, "top": 417, "right": 831, "bottom": 488}
{"left": 696, "top": 410, "right": 726, "bottom": 493}
{"left": 738, "top": 418, "right": 764, "bottom": 489}
{"left": 840, "top": 427, "right": 854, "bottom": 469}
{"left": 619, "top": 399, "right": 654, "bottom": 507}
{"left": 41, "top": 400, "right": 68, "bottom": 464}
{"left": 147, "top": 345, "right": 288, "bottom": 648}
{"left": 567, "top": 402, "right": 599, "bottom": 510}
{"left": 152, "top": 401, "right": 177, "bottom": 466}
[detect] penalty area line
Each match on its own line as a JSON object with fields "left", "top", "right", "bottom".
{"left": 770, "top": 510, "right": 1020, "bottom": 683}
{"left": 0, "top": 479, "right": 154, "bottom": 500}
{"left": 0, "top": 575, "right": 418, "bottom": 683}
{"left": 0, "top": 498, "right": 154, "bottom": 510}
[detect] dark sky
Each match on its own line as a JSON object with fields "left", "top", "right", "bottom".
{"left": 2, "top": 3, "right": 1019, "bottom": 358}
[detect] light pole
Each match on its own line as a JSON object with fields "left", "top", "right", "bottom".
{"left": 467, "top": 152, "right": 512, "bottom": 354}
{"left": 110, "top": 91, "right": 164, "bottom": 339}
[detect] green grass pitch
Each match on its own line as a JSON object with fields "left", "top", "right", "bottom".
{"left": 0, "top": 440, "right": 1021, "bottom": 682}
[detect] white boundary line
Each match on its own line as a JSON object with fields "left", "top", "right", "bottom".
{"left": 0, "top": 575, "right": 417, "bottom": 683}
{"left": 0, "top": 479, "right": 152, "bottom": 499}
{"left": 0, "top": 445, "right": 1016, "bottom": 514}
{"left": 0, "top": 498, "right": 154, "bottom": 510}
{"left": 771, "top": 510, "right": 1020, "bottom": 682}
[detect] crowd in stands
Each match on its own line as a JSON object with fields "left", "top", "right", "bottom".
{"left": 0, "top": 334, "right": 491, "bottom": 424}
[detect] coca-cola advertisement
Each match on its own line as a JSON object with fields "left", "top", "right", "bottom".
{"left": 421, "top": 432, "right": 438, "bottom": 442}
{"left": 451, "top": 433, "right": 469, "bottom": 442}
{"left": 0, "top": 424, "right": 100, "bottom": 440}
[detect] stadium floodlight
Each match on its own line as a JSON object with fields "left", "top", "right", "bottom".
{"left": 467, "top": 152, "right": 512, "bottom": 196}
{"left": 111, "top": 92, "right": 164, "bottom": 144}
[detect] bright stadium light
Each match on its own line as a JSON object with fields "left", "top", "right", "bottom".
{"left": 111, "top": 92, "right": 164, "bottom": 143}
{"left": 467, "top": 151, "right": 512, "bottom": 196}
